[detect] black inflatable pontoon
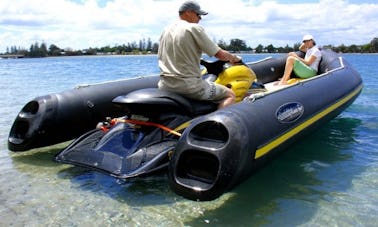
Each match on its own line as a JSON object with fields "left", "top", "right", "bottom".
{"left": 8, "top": 76, "right": 159, "bottom": 151}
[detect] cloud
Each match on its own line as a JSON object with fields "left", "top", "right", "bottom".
{"left": 0, "top": 0, "right": 377, "bottom": 52}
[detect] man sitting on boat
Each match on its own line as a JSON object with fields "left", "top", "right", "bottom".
{"left": 158, "top": 1, "right": 241, "bottom": 109}
{"left": 278, "top": 34, "right": 322, "bottom": 85}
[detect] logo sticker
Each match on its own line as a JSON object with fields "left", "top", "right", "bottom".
{"left": 276, "top": 102, "right": 304, "bottom": 123}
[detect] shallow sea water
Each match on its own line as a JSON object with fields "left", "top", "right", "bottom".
{"left": 0, "top": 54, "right": 377, "bottom": 226}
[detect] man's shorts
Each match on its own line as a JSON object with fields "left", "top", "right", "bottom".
{"left": 293, "top": 59, "right": 317, "bottom": 79}
{"left": 186, "top": 80, "right": 229, "bottom": 102}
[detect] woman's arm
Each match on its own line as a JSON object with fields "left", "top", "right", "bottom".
{"left": 299, "top": 43, "right": 307, "bottom": 52}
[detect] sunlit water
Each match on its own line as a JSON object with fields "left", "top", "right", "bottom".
{"left": 0, "top": 54, "right": 377, "bottom": 226}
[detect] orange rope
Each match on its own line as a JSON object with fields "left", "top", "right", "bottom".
{"left": 114, "top": 118, "right": 182, "bottom": 137}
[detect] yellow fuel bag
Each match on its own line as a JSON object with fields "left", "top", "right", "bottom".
{"left": 216, "top": 65, "right": 256, "bottom": 102}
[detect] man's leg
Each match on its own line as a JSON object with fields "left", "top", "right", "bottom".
{"left": 218, "top": 88, "right": 235, "bottom": 109}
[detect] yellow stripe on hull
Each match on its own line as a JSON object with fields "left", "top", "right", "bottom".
{"left": 254, "top": 84, "right": 363, "bottom": 159}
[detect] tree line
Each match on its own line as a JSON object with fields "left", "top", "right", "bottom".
{"left": 3, "top": 37, "right": 378, "bottom": 58}
{"left": 4, "top": 38, "right": 159, "bottom": 57}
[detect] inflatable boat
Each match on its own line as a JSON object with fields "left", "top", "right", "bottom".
{"left": 8, "top": 49, "right": 362, "bottom": 201}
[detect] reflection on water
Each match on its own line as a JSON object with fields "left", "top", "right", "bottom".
{"left": 58, "top": 167, "right": 173, "bottom": 205}
{"left": 5, "top": 144, "right": 232, "bottom": 226}
{"left": 10, "top": 147, "right": 66, "bottom": 168}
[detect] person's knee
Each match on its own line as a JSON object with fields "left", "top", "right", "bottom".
{"left": 287, "top": 56, "right": 296, "bottom": 64}
{"left": 228, "top": 89, "right": 236, "bottom": 100}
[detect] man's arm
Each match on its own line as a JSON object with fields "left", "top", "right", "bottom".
{"left": 214, "top": 49, "right": 241, "bottom": 64}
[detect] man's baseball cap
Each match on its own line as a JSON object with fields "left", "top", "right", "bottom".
{"left": 179, "top": 1, "right": 208, "bottom": 15}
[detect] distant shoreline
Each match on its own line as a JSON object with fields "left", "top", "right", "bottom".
{"left": 2, "top": 52, "right": 378, "bottom": 60}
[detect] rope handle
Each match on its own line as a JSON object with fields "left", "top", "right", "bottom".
{"left": 100, "top": 117, "right": 182, "bottom": 137}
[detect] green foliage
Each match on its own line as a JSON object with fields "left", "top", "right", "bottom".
{"left": 229, "top": 39, "right": 248, "bottom": 52}
{"left": 219, "top": 38, "right": 378, "bottom": 54}
{"left": 255, "top": 44, "right": 263, "bottom": 53}
{"left": 48, "top": 44, "right": 62, "bottom": 56}
{"left": 370, "top": 37, "right": 378, "bottom": 52}
{"left": 28, "top": 42, "right": 48, "bottom": 57}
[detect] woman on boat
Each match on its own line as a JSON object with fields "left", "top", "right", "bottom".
{"left": 278, "top": 34, "right": 322, "bottom": 85}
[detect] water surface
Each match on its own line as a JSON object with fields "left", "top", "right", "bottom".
{"left": 0, "top": 54, "right": 377, "bottom": 226}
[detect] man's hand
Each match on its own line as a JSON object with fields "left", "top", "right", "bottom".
{"left": 215, "top": 49, "right": 242, "bottom": 64}
{"left": 230, "top": 55, "right": 242, "bottom": 64}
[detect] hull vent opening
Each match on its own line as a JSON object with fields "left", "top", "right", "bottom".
{"left": 176, "top": 150, "right": 219, "bottom": 185}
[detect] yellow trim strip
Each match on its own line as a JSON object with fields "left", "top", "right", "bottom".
{"left": 254, "top": 84, "right": 363, "bottom": 159}
{"left": 173, "top": 120, "right": 192, "bottom": 133}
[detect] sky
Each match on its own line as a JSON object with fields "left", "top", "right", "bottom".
{"left": 1, "top": 0, "right": 377, "bottom": 53}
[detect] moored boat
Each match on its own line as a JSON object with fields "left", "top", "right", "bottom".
{"left": 8, "top": 49, "right": 362, "bottom": 201}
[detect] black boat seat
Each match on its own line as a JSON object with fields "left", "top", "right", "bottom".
{"left": 113, "top": 88, "right": 217, "bottom": 117}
